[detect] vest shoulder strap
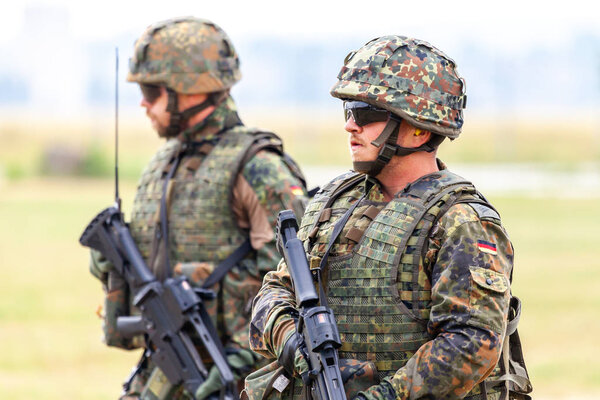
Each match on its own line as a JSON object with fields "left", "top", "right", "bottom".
{"left": 234, "top": 128, "right": 309, "bottom": 194}
{"left": 305, "top": 171, "right": 364, "bottom": 245}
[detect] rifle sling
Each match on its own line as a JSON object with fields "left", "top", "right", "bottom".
{"left": 155, "top": 113, "right": 243, "bottom": 279}
{"left": 202, "top": 238, "right": 253, "bottom": 289}
{"left": 317, "top": 191, "right": 367, "bottom": 306}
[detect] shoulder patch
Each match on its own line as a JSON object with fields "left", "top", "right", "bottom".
{"left": 467, "top": 202, "right": 500, "bottom": 220}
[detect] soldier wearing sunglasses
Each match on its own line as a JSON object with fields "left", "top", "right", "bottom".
{"left": 88, "top": 17, "right": 310, "bottom": 400}
{"left": 246, "top": 36, "right": 532, "bottom": 400}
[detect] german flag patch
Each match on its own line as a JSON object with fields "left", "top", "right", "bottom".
{"left": 290, "top": 185, "right": 304, "bottom": 196}
{"left": 477, "top": 240, "right": 497, "bottom": 255}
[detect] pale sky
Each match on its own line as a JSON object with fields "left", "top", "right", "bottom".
{"left": 2, "top": 0, "right": 598, "bottom": 51}
{"left": 1, "top": 0, "right": 598, "bottom": 120}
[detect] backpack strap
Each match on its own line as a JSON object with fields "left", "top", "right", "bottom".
{"left": 484, "top": 297, "right": 533, "bottom": 399}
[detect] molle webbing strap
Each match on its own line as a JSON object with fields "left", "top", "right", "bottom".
{"left": 454, "top": 191, "right": 501, "bottom": 220}
{"left": 322, "top": 173, "right": 366, "bottom": 211}
{"left": 237, "top": 130, "right": 311, "bottom": 194}
{"left": 388, "top": 180, "right": 475, "bottom": 322}
{"left": 307, "top": 173, "right": 365, "bottom": 245}
{"left": 316, "top": 191, "right": 367, "bottom": 307}
{"left": 149, "top": 124, "right": 257, "bottom": 281}
{"left": 223, "top": 129, "right": 303, "bottom": 217}
{"left": 240, "top": 132, "right": 284, "bottom": 162}
{"left": 410, "top": 187, "right": 472, "bottom": 307}
{"left": 318, "top": 191, "right": 367, "bottom": 273}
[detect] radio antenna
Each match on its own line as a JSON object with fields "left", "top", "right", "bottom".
{"left": 114, "top": 47, "right": 122, "bottom": 212}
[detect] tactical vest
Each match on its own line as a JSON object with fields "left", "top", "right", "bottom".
{"left": 129, "top": 126, "right": 294, "bottom": 278}
{"left": 297, "top": 170, "right": 531, "bottom": 399}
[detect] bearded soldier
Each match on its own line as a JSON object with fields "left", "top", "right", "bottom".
{"left": 89, "top": 17, "right": 308, "bottom": 399}
{"left": 246, "top": 36, "right": 532, "bottom": 399}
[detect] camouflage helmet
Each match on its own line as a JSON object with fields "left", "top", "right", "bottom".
{"left": 127, "top": 17, "right": 241, "bottom": 94}
{"left": 330, "top": 36, "right": 467, "bottom": 138}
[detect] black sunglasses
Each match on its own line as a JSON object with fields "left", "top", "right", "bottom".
{"left": 343, "top": 101, "right": 390, "bottom": 127}
{"left": 139, "top": 83, "right": 162, "bottom": 104}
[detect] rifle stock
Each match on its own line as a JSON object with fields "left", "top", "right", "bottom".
{"left": 276, "top": 210, "right": 347, "bottom": 400}
{"left": 80, "top": 205, "right": 235, "bottom": 400}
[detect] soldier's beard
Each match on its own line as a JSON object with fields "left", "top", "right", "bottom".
{"left": 148, "top": 114, "right": 177, "bottom": 138}
{"left": 156, "top": 124, "right": 171, "bottom": 138}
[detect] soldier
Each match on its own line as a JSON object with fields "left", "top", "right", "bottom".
{"left": 246, "top": 36, "right": 532, "bottom": 399}
{"left": 89, "top": 17, "right": 309, "bottom": 399}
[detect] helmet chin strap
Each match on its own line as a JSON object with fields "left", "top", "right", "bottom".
{"left": 164, "top": 89, "right": 226, "bottom": 138}
{"left": 352, "top": 118, "right": 444, "bottom": 176}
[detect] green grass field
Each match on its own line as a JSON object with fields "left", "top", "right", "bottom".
{"left": 1, "top": 176, "right": 599, "bottom": 399}
{"left": 1, "top": 116, "right": 599, "bottom": 398}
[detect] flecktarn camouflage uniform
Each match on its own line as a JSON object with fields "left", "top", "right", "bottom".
{"left": 248, "top": 167, "right": 510, "bottom": 399}
{"left": 90, "top": 17, "right": 308, "bottom": 400}
{"left": 245, "top": 36, "right": 531, "bottom": 400}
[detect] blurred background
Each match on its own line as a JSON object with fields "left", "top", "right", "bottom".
{"left": 1, "top": 0, "right": 598, "bottom": 398}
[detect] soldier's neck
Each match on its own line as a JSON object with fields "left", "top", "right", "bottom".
{"left": 376, "top": 152, "right": 439, "bottom": 201}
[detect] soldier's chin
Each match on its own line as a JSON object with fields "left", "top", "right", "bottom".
{"left": 155, "top": 125, "right": 173, "bottom": 138}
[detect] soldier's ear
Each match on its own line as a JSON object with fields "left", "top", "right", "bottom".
{"left": 412, "top": 129, "right": 431, "bottom": 146}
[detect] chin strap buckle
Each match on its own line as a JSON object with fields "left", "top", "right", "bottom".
{"left": 378, "top": 143, "right": 396, "bottom": 164}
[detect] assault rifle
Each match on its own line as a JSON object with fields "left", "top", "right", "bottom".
{"left": 276, "top": 210, "right": 347, "bottom": 400}
{"left": 79, "top": 48, "right": 235, "bottom": 400}
{"left": 80, "top": 207, "right": 235, "bottom": 400}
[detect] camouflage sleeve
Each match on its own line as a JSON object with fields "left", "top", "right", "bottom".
{"left": 241, "top": 149, "right": 308, "bottom": 277}
{"left": 364, "top": 204, "right": 513, "bottom": 399}
{"left": 248, "top": 257, "right": 298, "bottom": 359}
{"left": 212, "top": 149, "right": 304, "bottom": 353}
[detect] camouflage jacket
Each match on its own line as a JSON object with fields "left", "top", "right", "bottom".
{"left": 249, "top": 167, "right": 513, "bottom": 399}
{"left": 90, "top": 96, "right": 308, "bottom": 397}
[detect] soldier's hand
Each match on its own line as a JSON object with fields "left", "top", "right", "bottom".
{"left": 293, "top": 345, "right": 309, "bottom": 381}
{"left": 173, "top": 261, "right": 215, "bottom": 286}
{"left": 89, "top": 249, "right": 114, "bottom": 283}
{"left": 194, "top": 348, "right": 257, "bottom": 400}
{"left": 354, "top": 379, "right": 397, "bottom": 400}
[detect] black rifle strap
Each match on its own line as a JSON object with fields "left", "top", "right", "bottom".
{"left": 155, "top": 114, "right": 243, "bottom": 279}
{"left": 122, "top": 349, "right": 150, "bottom": 394}
{"left": 316, "top": 192, "right": 367, "bottom": 306}
{"left": 202, "top": 238, "right": 253, "bottom": 289}
{"left": 160, "top": 150, "right": 184, "bottom": 277}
